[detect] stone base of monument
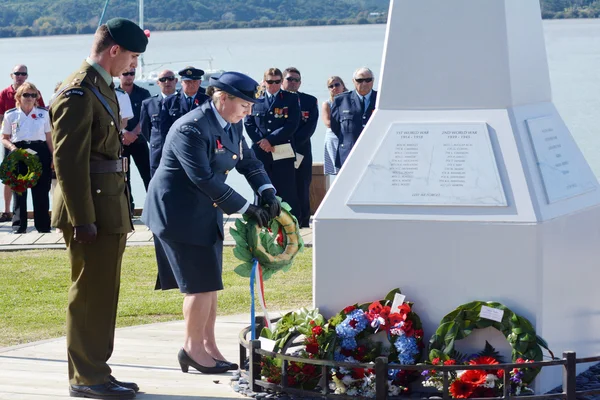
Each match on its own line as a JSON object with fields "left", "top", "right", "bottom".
{"left": 313, "top": 0, "right": 600, "bottom": 394}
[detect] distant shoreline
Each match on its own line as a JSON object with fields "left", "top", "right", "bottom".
{"left": 0, "top": 13, "right": 592, "bottom": 39}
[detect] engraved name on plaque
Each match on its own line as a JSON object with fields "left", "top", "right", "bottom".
{"left": 526, "top": 116, "right": 597, "bottom": 203}
{"left": 348, "top": 122, "right": 507, "bottom": 206}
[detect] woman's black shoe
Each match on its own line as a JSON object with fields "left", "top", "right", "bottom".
{"left": 214, "top": 359, "right": 239, "bottom": 371}
{"left": 178, "top": 348, "right": 229, "bottom": 374}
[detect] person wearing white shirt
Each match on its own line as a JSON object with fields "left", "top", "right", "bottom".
{"left": 0, "top": 82, "right": 53, "bottom": 233}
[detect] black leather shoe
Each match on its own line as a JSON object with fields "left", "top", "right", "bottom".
{"left": 69, "top": 381, "right": 135, "bottom": 399}
{"left": 12, "top": 229, "right": 26, "bottom": 234}
{"left": 214, "top": 359, "right": 239, "bottom": 371}
{"left": 109, "top": 375, "right": 139, "bottom": 393}
{"left": 178, "top": 348, "right": 229, "bottom": 374}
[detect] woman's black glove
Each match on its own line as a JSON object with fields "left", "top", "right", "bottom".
{"left": 244, "top": 204, "right": 270, "bottom": 228}
{"left": 260, "top": 189, "right": 281, "bottom": 220}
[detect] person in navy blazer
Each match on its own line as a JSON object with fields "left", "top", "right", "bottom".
{"left": 143, "top": 71, "right": 279, "bottom": 375}
{"left": 281, "top": 67, "right": 318, "bottom": 228}
{"left": 140, "top": 69, "right": 178, "bottom": 177}
{"left": 330, "top": 67, "right": 377, "bottom": 168}
{"left": 244, "top": 67, "right": 301, "bottom": 220}
{"left": 157, "top": 67, "right": 209, "bottom": 170}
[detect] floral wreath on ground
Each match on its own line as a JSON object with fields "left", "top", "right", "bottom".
{"left": 231, "top": 198, "right": 304, "bottom": 280}
{"left": 0, "top": 148, "right": 42, "bottom": 194}
{"left": 422, "top": 301, "right": 554, "bottom": 398}
{"left": 259, "top": 289, "right": 425, "bottom": 397}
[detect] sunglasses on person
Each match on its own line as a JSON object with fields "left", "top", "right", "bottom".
{"left": 158, "top": 76, "right": 176, "bottom": 82}
{"left": 22, "top": 93, "right": 38, "bottom": 99}
{"left": 265, "top": 79, "right": 282, "bottom": 84}
{"left": 355, "top": 77, "right": 373, "bottom": 83}
{"left": 13, "top": 72, "right": 28, "bottom": 76}
{"left": 328, "top": 82, "right": 342, "bottom": 89}
{"left": 285, "top": 77, "right": 300, "bottom": 83}
{"left": 122, "top": 71, "right": 136, "bottom": 77}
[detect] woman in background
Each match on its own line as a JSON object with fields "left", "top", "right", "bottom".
{"left": 322, "top": 76, "right": 348, "bottom": 176}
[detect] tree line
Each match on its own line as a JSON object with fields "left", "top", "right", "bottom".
{"left": 0, "top": 0, "right": 596, "bottom": 38}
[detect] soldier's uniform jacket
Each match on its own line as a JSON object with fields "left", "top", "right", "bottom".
{"left": 143, "top": 101, "right": 270, "bottom": 246}
{"left": 140, "top": 93, "right": 166, "bottom": 175}
{"left": 50, "top": 61, "right": 132, "bottom": 234}
{"left": 330, "top": 89, "right": 378, "bottom": 167}
{"left": 244, "top": 89, "right": 301, "bottom": 165}
{"left": 295, "top": 92, "right": 319, "bottom": 158}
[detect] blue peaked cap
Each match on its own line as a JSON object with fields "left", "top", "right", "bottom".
{"left": 209, "top": 71, "right": 262, "bottom": 104}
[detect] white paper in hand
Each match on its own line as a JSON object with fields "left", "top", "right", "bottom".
{"left": 390, "top": 293, "right": 407, "bottom": 314}
{"left": 272, "top": 143, "right": 295, "bottom": 160}
{"left": 479, "top": 305, "right": 504, "bottom": 322}
{"left": 25, "top": 148, "right": 38, "bottom": 155}
{"left": 294, "top": 153, "right": 304, "bottom": 169}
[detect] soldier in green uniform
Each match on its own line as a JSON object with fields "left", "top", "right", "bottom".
{"left": 50, "top": 18, "right": 148, "bottom": 399}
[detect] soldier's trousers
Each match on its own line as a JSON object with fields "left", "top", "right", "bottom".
{"left": 63, "top": 225, "right": 127, "bottom": 385}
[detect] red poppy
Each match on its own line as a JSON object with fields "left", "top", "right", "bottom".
{"left": 449, "top": 380, "right": 475, "bottom": 398}
{"left": 311, "top": 326, "right": 323, "bottom": 336}
{"left": 444, "top": 359, "right": 457, "bottom": 366}
{"left": 343, "top": 305, "right": 356, "bottom": 314}
{"left": 305, "top": 343, "right": 318, "bottom": 354}
{"left": 496, "top": 369, "right": 504, "bottom": 378}
{"left": 461, "top": 370, "right": 487, "bottom": 386}
{"left": 469, "top": 356, "right": 499, "bottom": 366}
{"left": 401, "top": 320, "right": 414, "bottom": 336}
{"left": 432, "top": 357, "right": 441, "bottom": 365}
{"left": 353, "top": 368, "right": 365, "bottom": 379}
{"left": 31, "top": 114, "right": 37, "bottom": 119}
{"left": 349, "top": 319, "right": 358, "bottom": 328}
{"left": 368, "top": 301, "right": 383, "bottom": 314}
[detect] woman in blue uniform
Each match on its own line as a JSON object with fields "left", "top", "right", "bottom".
{"left": 143, "top": 72, "right": 280, "bottom": 374}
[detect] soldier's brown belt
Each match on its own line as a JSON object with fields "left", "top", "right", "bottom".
{"left": 90, "top": 158, "right": 128, "bottom": 174}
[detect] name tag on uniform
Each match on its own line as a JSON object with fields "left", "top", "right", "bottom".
{"left": 215, "top": 138, "right": 226, "bottom": 154}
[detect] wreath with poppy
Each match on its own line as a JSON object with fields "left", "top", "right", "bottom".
{"left": 428, "top": 301, "right": 554, "bottom": 384}
{"left": 0, "top": 148, "right": 42, "bottom": 194}
{"left": 231, "top": 198, "right": 304, "bottom": 279}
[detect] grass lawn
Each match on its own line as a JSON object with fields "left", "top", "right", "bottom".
{"left": 0, "top": 246, "right": 312, "bottom": 347}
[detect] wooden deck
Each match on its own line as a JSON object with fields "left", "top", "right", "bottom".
{"left": 0, "top": 215, "right": 313, "bottom": 250}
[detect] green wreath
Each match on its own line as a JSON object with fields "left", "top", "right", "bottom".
{"left": 428, "top": 301, "right": 554, "bottom": 383}
{"left": 0, "top": 148, "right": 43, "bottom": 195}
{"left": 231, "top": 199, "right": 304, "bottom": 280}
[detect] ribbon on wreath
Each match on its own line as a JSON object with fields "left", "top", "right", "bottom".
{"left": 250, "top": 258, "right": 271, "bottom": 340}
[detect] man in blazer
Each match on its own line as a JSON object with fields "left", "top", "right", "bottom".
{"left": 244, "top": 67, "right": 301, "bottom": 220}
{"left": 50, "top": 18, "right": 147, "bottom": 399}
{"left": 281, "top": 67, "right": 319, "bottom": 228}
{"left": 330, "top": 67, "right": 378, "bottom": 168}
{"left": 158, "top": 66, "right": 209, "bottom": 151}
{"left": 140, "top": 69, "right": 178, "bottom": 177}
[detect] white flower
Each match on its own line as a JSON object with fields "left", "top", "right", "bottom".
{"left": 484, "top": 374, "right": 498, "bottom": 388}
{"left": 389, "top": 384, "right": 401, "bottom": 396}
{"left": 329, "top": 382, "right": 337, "bottom": 391}
{"left": 342, "top": 375, "right": 355, "bottom": 385}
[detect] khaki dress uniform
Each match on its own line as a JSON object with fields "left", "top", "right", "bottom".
{"left": 50, "top": 60, "right": 133, "bottom": 385}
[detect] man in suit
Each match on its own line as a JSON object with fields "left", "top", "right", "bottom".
{"left": 281, "top": 67, "right": 318, "bottom": 228}
{"left": 158, "top": 66, "right": 209, "bottom": 155}
{"left": 330, "top": 67, "right": 378, "bottom": 168}
{"left": 140, "top": 69, "right": 178, "bottom": 177}
{"left": 244, "top": 67, "right": 301, "bottom": 220}
{"left": 143, "top": 72, "right": 278, "bottom": 374}
{"left": 50, "top": 18, "right": 147, "bottom": 400}
{"left": 118, "top": 67, "right": 152, "bottom": 211}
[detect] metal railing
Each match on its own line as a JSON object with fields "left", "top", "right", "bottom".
{"left": 239, "top": 321, "right": 600, "bottom": 400}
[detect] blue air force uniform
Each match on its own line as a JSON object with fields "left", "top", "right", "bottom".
{"left": 294, "top": 92, "right": 319, "bottom": 227}
{"left": 330, "top": 89, "right": 377, "bottom": 168}
{"left": 140, "top": 93, "right": 172, "bottom": 177}
{"left": 244, "top": 90, "right": 301, "bottom": 219}
{"left": 143, "top": 76, "right": 272, "bottom": 293}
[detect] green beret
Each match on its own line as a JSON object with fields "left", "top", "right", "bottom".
{"left": 105, "top": 18, "right": 148, "bottom": 53}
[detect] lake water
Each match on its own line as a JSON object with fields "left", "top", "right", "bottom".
{"left": 2, "top": 20, "right": 600, "bottom": 209}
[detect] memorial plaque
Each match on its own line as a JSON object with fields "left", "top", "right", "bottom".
{"left": 526, "top": 116, "right": 597, "bottom": 203}
{"left": 348, "top": 122, "right": 507, "bottom": 206}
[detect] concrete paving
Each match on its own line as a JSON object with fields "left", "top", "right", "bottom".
{"left": 0, "top": 313, "right": 266, "bottom": 399}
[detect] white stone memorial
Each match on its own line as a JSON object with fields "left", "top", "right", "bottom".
{"left": 313, "top": 0, "right": 600, "bottom": 393}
